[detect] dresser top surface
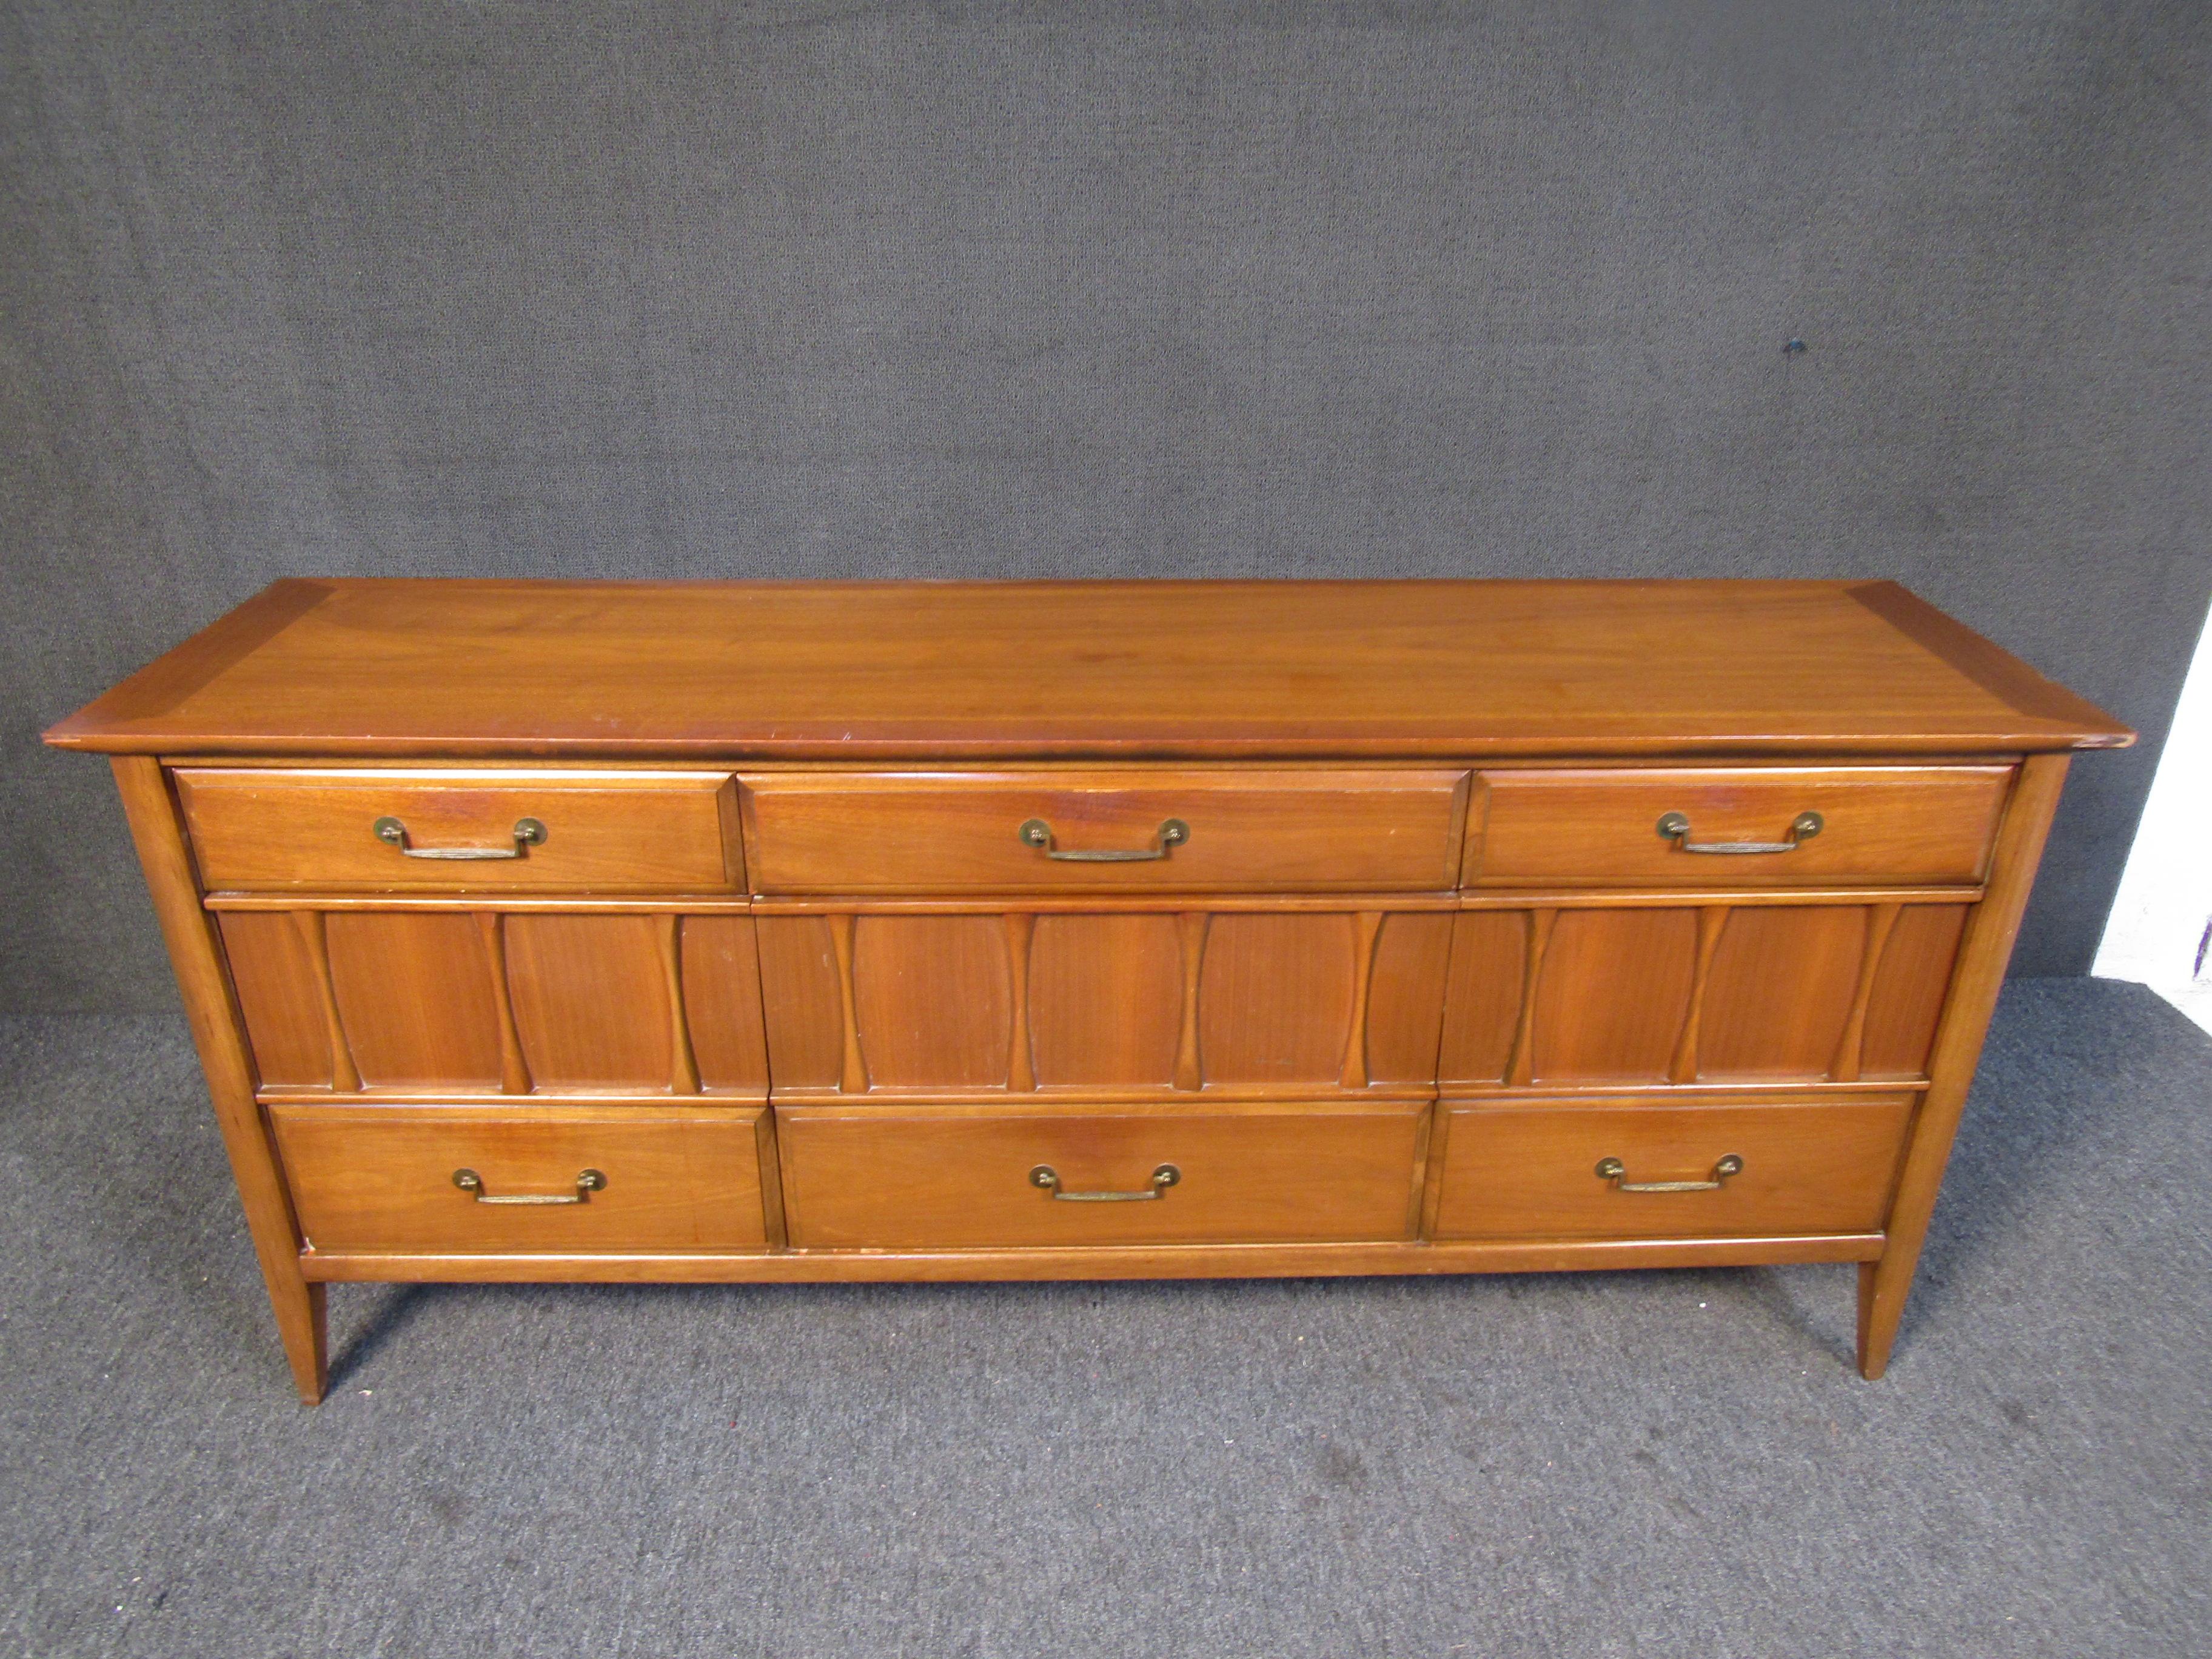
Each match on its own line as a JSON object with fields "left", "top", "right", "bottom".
{"left": 45, "top": 578, "right": 2131, "bottom": 759}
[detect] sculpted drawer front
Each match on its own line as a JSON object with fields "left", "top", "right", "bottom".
{"left": 175, "top": 768, "right": 743, "bottom": 891}
{"left": 777, "top": 1100, "right": 1427, "bottom": 1248}
{"left": 1432, "top": 1094, "right": 1915, "bottom": 1241}
{"left": 1466, "top": 766, "right": 2013, "bottom": 888}
{"left": 270, "top": 1105, "right": 772, "bottom": 1253}
{"left": 740, "top": 769, "right": 1469, "bottom": 893}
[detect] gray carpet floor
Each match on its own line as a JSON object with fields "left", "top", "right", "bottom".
{"left": 1, "top": 979, "right": 2207, "bottom": 1659}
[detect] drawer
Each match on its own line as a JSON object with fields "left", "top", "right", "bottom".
{"left": 1431, "top": 1094, "right": 1915, "bottom": 1241}
{"left": 269, "top": 1104, "right": 772, "bottom": 1253}
{"left": 741, "top": 769, "right": 1469, "bottom": 893}
{"left": 1466, "top": 766, "right": 2012, "bottom": 887}
{"left": 175, "top": 767, "right": 742, "bottom": 891}
{"left": 777, "top": 1100, "right": 1426, "bottom": 1248}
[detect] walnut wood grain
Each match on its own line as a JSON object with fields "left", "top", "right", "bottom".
{"left": 1174, "top": 912, "right": 1209, "bottom": 1093}
{"left": 1363, "top": 913, "right": 1455, "bottom": 1085}
{"left": 828, "top": 913, "right": 868, "bottom": 1093}
{"left": 1504, "top": 908, "right": 1557, "bottom": 1087}
{"left": 1437, "top": 899, "right": 1966, "bottom": 1091}
{"left": 1857, "top": 754, "right": 2072, "bottom": 1378}
{"left": 741, "top": 768, "right": 1469, "bottom": 892}
{"left": 776, "top": 1099, "right": 1427, "bottom": 1250}
{"left": 1432, "top": 1093, "right": 1917, "bottom": 1241}
{"left": 1002, "top": 913, "right": 1037, "bottom": 1092}
{"left": 1027, "top": 914, "right": 1182, "bottom": 1086}
{"left": 674, "top": 915, "right": 771, "bottom": 1098}
{"left": 289, "top": 910, "right": 361, "bottom": 1092}
{"left": 298, "top": 1233, "right": 1889, "bottom": 1283}
{"left": 1467, "top": 765, "right": 2013, "bottom": 888}
{"left": 216, "top": 912, "right": 333, "bottom": 1087}
{"left": 324, "top": 912, "right": 504, "bottom": 1088}
{"left": 656, "top": 914, "right": 702, "bottom": 1095}
{"left": 47, "top": 580, "right": 2131, "bottom": 757}
{"left": 1695, "top": 905, "right": 1871, "bottom": 1081}
{"left": 111, "top": 757, "right": 329, "bottom": 1404}
{"left": 1530, "top": 908, "right": 1700, "bottom": 1083}
{"left": 1831, "top": 903, "right": 1905, "bottom": 1084}
{"left": 172, "top": 766, "right": 740, "bottom": 891}
{"left": 1438, "top": 910, "right": 1527, "bottom": 1085}
{"left": 49, "top": 580, "right": 2133, "bottom": 1401}
{"left": 1858, "top": 905, "right": 1970, "bottom": 1080}
{"left": 472, "top": 911, "right": 532, "bottom": 1095}
{"left": 848, "top": 915, "right": 1012, "bottom": 1088}
{"left": 1196, "top": 913, "right": 1361, "bottom": 1084}
{"left": 1667, "top": 906, "right": 1730, "bottom": 1084}
{"left": 269, "top": 1104, "right": 771, "bottom": 1254}
{"left": 752, "top": 903, "right": 1454, "bottom": 1099}
{"left": 1338, "top": 912, "right": 1386, "bottom": 1090}
{"left": 503, "top": 914, "right": 674, "bottom": 1090}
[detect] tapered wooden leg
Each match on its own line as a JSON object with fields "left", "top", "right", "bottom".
{"left": 1854, "top": 754, "right": 2072, "bottom": 1381}
{"left": 278, "top": 1282, "right": 330, "bottom": 1404}
{"left": 1855, "top": 1261, "right": 1894, "bottom": 1379}
{"left": 112, "top": 757, "right": 328, "bottom": 1405}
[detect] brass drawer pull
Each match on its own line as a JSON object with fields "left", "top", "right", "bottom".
{"left": 1595, "top": 1154, "right": 1743, "bottom": 1193}
{"left": 376, "top": 816, "right": 547, "bottom": 860}
{"left": 1019, "top": 817, "right": 1189, "bottom": 862}
{"left": 1656, "top": 810, "right": 1822, "bottom": 854}
{"left": 1030, "top": 1163, "right": 1181, "bottom": 1202}
{"left": 452, "top": 1167, "right": 606, "bottom": 1205}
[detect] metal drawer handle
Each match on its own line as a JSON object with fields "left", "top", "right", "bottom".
{"left": 452, "top": 1168, "right": 605, "bottom": 1205}
{"left": 1595, "top": 1154, "right": 1744, "bottom": 1193}
{"left": 1030, "top": 1163, "right": 1181, "bottom": 1202}
{"left": 1019, "top": 817, "right": 1189, "bottom": 862}
{"left": 1656, "top": 810, "right": 1822, "bottom": 854}
{"left": 375, "top": 816, "right": 546, "bottom": 859}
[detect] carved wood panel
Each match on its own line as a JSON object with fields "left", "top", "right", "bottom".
{"left": 1198, "top": 914, "right": 1359, "bottom": 1083}
{"left": 1438, "top": 901, "right": 1969, "bottom": 1089}
{"left": 222, "top": 909, "right": 768, "bottom": 1099}
{"left": 503, "top": 914, "right": 675, "bottom": 1091}
{"left": 218, "top": 896, "right": 1968, "bottom": 1104}
{"left": 1027, "top": 914, "right": 1184, "bottom": 1086}
{"left": 1529, "top": 908, "right": 1701, "bottom": 1084}
{"left": 679, "top": 916, "right": 771, "bottom": 1093}
{"left": 751, "top": 905, "right": 1452, "bottom": 1096}
{"left": 848, "top": 916, "right": 1014, "bottom": 1088}
{"left": 323, "top": 913, "right": 504, "bottom": 1090}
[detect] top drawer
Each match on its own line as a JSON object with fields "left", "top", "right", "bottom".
{"left": 175, "top": 768, "right": 742, "bottom": 891}
{"left": 1466, "top": 765, "right": 2013, "bottom": 888}
{"left": 740, "top": 769, "right": 1470, "bottom": 893}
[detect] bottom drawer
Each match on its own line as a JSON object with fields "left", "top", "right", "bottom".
{"left": 1432, "top": 1093, "right": 1915, "bottom": 1241}
{"left": 777, "top": 1100, "right": 1427, "bottom": 1249}
{"left": 270, "top": 1104, "right": 773, "bottom": 1253}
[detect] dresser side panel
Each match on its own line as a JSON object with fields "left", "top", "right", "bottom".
{"left": 112, "top": 759, "right": 327, "bottom": 1403}
{"left": 1857, "top": 754, "right": 2073, "bottom": 1377}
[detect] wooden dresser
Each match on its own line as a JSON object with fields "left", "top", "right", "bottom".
{"left": 46, "top": 579, "right": 2130, "bottom": 1403}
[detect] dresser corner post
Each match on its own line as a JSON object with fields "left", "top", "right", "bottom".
{"left": 109, "top": 756, "right": 330, "bottom": 1405}
{"left": 1855, "top": 752, "right": 2072, "bottom": 1381}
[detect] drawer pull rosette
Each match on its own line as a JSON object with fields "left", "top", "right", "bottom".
{"left": 1017, "top": 817, "right": 1189, "bottom": 863}
{"left": 1655, "top": 809, "right": 1822, "bottom": 855}
{"left": 1029, "top": 1163, "right": 1181, "bottom": 1202}
{"left": 375, "top": 815, "right": 548, "bottom": 860}
{"left": 1594, "top": 1154, "right": 1744, "bottom": 1194}
{"left": 451, "top": 1167, "right": 606, "bottom": 1205}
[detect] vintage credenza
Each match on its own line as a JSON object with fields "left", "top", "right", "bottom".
{"left": 45, "top": 579, "right": 2130, "bottom": 1402}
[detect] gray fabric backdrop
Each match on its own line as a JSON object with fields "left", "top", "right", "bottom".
{"left": 4, "top": 1, "right": 2208, "bottom": 1012}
